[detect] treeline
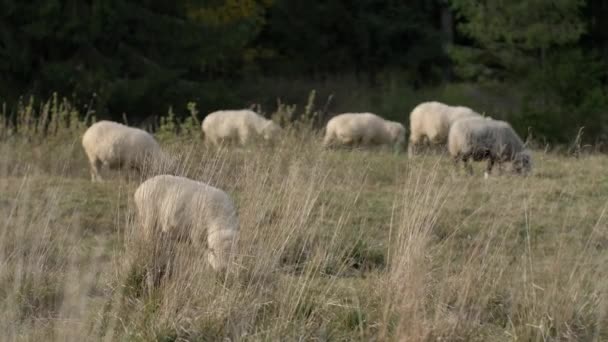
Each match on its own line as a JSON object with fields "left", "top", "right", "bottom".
{"left": 1, "top": 0, "right": 607, "bottom": 143}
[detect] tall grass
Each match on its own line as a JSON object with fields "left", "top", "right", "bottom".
{"left": 0, "top": 96, "right": 606, "bottom": 340}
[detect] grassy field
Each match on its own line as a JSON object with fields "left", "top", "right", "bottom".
{"left": 0, "top": 101, "right": 607, "bottom": 341}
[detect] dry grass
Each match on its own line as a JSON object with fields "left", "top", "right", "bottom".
{"left": 0, "top": 100, "right": 607, "bottom": 341}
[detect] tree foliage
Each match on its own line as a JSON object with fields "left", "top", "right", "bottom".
{"left": 0, "top": 0, "right": 607, "bottom": 143}
{"left": 448, "top": 0, "right": 608, "bottom": 142}
{"left": 257, "top": 0, "right": 446, "bottom": 83}
{"left": 0, "top": 0, "right": 270, "bottom": 117}
{"left": 448, "top": 0, "right": 586, "bottom": 80}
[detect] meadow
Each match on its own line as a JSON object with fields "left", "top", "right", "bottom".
{"left": 0, "top": 97, "right": 607, "bottom": 341}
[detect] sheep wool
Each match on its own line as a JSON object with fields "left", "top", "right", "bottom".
{"left": 408, "top": 101, "right": 480, "bottom": 155}
{"left": 323, "top": 112, "right": 405, "bottom": 150}
{"left": 202, "top": 110, "right": 281, "bottom": 146}
{"left": 448, "top": 117, "right": 532, "bottom": 177}
{"left": 82, "top": 120, "right": 161, "bottom": 182}
{"left": 134, "top": 175, "right": 239, "bottom": 272}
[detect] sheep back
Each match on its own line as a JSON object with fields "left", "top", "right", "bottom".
{"left": 409, "top": 101, "right": 479, "bottom": 145}
{"left": 82, "top": 120, "right": 160, "bottom": 176}
{"left": 448, "top": 118, "right": 527, "bottom": 162}
{"left": 324, "top": 112, "right": 404, "bottom": 148}
{"left": 202, "top": 110, "right": 279, "bottom": 145}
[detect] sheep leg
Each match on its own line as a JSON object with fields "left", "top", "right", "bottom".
{"left": 238, "top": 129, "right": 251, "bottom": 146}
{"left": 484, "top": 158, "right": 495, "bottom": 179}
{"left": 407, "top": 134, "right": 422, "bottom": 156}
{"left": 340, "top": 135, "right": 355, "bottom": 149}
{"left": 137, "top": 214, "right": 164, "bottom": 290}
{"left": 427, "top": 134, "right": 443, "bottom": 153}
{"left": 217, "top": 137, "right": 230, "bottom": 148}
{"left": 360, "top": 135, "right": 372, "bottom": 148}
{"left": 147, "top": 231, "right": 173, "bottom": 290}
{"left": 239, "top": 132, "right": 250, "bottom": 146}
{"left": 129, "top": 163, "right": 143, "bottom": 183}
{"left": 462, "top": 156, "right": 473, "bottom": 175}
{"left": 497, "top": 162, "right": 504, "bottom": 176}
{"left": 89, "top": 158, "right": 103, "bottom": 182}
{"left": 407, "top": 142, "right": 416, "bottom": 156}
{"left": 345, "top": 135, "right": 358, "bottom": 149}
{"left": 452, "top": 156, "right": 462, "bottom": 177}
{"left": 206, "top": 135, "right": 219, "bottom": 147}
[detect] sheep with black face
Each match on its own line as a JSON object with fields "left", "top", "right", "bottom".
{"left": 448, "top": 117, "right": 532, "bottom": 178}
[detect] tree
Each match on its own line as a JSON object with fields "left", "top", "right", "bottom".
{"left": 256, "top": 0, "right": 447, "bottom": 85}
{"left": 447, "top": 0, "right": 586, "bottom": 81}
{"left": 448, "top": 0, "right": 608, "bottom": 144}
{"left": 0, "top": 0, "right": 270, "bottom": 121}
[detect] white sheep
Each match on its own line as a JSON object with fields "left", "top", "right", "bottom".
{"left": 323, "top": 113, "right": 406, "bottom": 150}
{"left": 134, "top": 175, "right": 239, "bottom": 272}
{"left": 202, "top": 109, "right": 281, "bottom": 146}
{"left": 82, "top": 120, "right": 163, "bottom": 182}
{"left": 408, "top": 101, "right": 480, "bottom": 156}
{"left": 448, "top": 117, "right": 532, "bottom": 178}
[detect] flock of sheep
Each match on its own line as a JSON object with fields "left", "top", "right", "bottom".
{"left": 81, "top": 101, "right": 532, "bottom": 273}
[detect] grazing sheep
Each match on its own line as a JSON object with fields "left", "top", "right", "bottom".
{"left": 82, "top": 120, "right": 163, "bottom": 182}
{"left": 134, "top": 175, "right": 239, "bottom": 272}
{"left": 448, "top": 117, "right": 532, "bottom": 177}
{"left": 202, "top": 110, "right": 281, "bottom": 146}
{"left": 408, "top": 101, "right": 480, "bottom": 156}
{"left": 323, "top": 113, "right": 406, "bottom": 150}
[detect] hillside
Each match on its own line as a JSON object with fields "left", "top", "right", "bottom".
{"left": 1, "top": 112, "right": 607, "bottom": 340}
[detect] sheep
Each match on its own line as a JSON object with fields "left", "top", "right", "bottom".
{"left": 82, "top": 120, "right": 164, "bottom": 182}
{"left": 448, "top": 117, "right": 532, "bottom": 178}
{"left": 323, "top": 113, "right": 406, "bottom": 151}
{"left": 201, "top": 109, "right": 281, "bottom": 146}
{"left": 134, "top": 175, "right": 239, "bottom": 272}
{"left": 408, "top": 101, "right": 481, "bottom": 156}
